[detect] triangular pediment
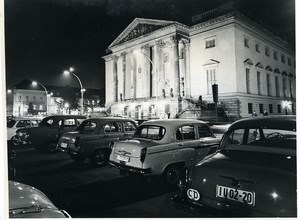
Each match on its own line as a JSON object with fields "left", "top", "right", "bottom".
{"left": 109, "top": 18, "right": 176, "bottom": 48}
{"left": 203, "top": 59, "right": 220, "bottom": 66}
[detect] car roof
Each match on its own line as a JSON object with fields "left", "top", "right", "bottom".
{"left": 229, "top": 115, "right": 296, "bottom": 131}
{"left": 86, "top": 117, "right": 135, "bottom": 122}
{"left": 141, "top": 119, "right": 207, "bottom": 127}
{"left": 43, "top": 115, "right": 86, "bottom": 120}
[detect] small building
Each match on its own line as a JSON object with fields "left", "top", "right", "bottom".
{"left": 103, "top": 10, "right": 295, "bottom": 120}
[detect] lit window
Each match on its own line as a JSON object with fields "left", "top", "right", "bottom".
{"left": 205, "top": 38, "right": 216, "bottom": 49}
{"left": 39, "top": 105, "right": 43, "bottom": 110}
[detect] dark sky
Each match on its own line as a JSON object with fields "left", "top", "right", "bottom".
{"left": 4, "top": 0, "right": 295, "bottom": 89}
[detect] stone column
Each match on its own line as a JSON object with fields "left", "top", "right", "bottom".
{"left": 141, "top": 45, "right": 150, "bottom": 98}
{"left": 156, "top": 40, "right": 165, "bottom": 98}
{"left": 170, "top": 35, "right": 180, "bottom": 98}
{"left": 112, "top": 55, "right": 119, "bottom": 102}
{"left": 120, "top": 52, "right": 127, "bottom": 101}
{"left": 131, "top": 51, "right": 137, "bottom": 99}
{"left": 183, "top": 40, "right": 191, "bottom": 98}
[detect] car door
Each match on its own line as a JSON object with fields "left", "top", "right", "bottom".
{"left": 175, "top": 124, "right": 199, "bottom": 161}
{"left": 195, "top": 123, "right": 220, "bottom": 158}
{"left": 122, "top": 121, "right": 137, "bottom": 140}
{"left": 99, "top": 122, "right": 122, "bottom": 146}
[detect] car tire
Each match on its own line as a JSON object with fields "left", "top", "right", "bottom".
{"left": 45, "top": 141, "right": 57, "bottom": 153}
{"left": 11, "top": 136, "right": 20, "bottom": 146}
{"left": 90, "top": 149, "right": 109, "bottom": 167}
{"left": 163, "top": 164, "right": 183, "bottom": 187}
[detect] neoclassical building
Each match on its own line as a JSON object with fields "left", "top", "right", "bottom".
{"left": 103, "top": 11, "right": 295, "bottom": 120}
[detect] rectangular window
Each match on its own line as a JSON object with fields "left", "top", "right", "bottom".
{"left": 33, "top": 96, "right": 36, "bottom": 102}
{"left": 40, "top": 97, "right": 43, "bottom": 102}
{"left": 283, "top": 78, "right": 287, "bottom": 97}
{"left": 277, "top": 104, "right": 282, "bottom": 113}
{"left": 275, "top": 76, "right": 280, "bottom": 97}
{"left": 257, "top": 71, "right": 261, "bottom": 95}
{"left": 33, "top": 104, "right": 37, "bottom": 110}
{"left": 269, "top": 104, "right": 273, "bottom": 113}
{"left": 288, "top": 57, "right": 291, "bottom": 66}
{"left": 248, "top": 103, "right": 253, "bottom": 114}
{"left": 273, "top": 50, "right": 278, "bottom": 60}
{"left": 259, "top": 104, "right": 264, "bottom": 114}
{"left": 246, "top": 68, "right": 250, "bottom": 94}
{"left": 267, "top": 74, "right": 271, "bottom": 96}
{"left": 26, "top": 96, "right": 29, "bottom": 101}
{"left": 289, "top": 78, "right": 293, "bottom": 98}
{"left": 205, "top": 38, "right": 215, "bottom": 49}
{"left": 265, "top": 46, "right": 270, "bottom": 56}
{"left": 206, "top": 69, "right": 216, "bottom": 94}
{"left": 39, "top": 105, "right": 43, "bottom": 110}
{"left": 281, "top": 54, "right": 285, "bottom": 63}
{"left": 244, "top": 37, "right": 249, "bottom": 48}
{"left": 255, "top": 43, "right": 260, "bottom": 52}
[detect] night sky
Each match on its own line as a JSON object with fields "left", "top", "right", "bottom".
{"left": 4, "top": 0, "right": 295, "bottom": 90}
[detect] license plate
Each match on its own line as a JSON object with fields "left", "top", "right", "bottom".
{"left": 117, "top": 155, "right": 130, "bottom": 163}
{"left": 216, "top": 185, "right": 255, "bottom": 206}
{"left": 60, "top": 142, "right": 68, "bottom": 148}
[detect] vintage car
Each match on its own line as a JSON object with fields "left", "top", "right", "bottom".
{"left": 109, "top": 119, "right": 221, "bottom": 186}
{"left": 173, "top": 116, "right": 296, "bottom": 217}
{"left": 12, "top": 115, "right": 86, "bottom": 152}
{"left": 7, "top": 117, "right": 42, "bottom": 142}
{"left": 9, "top": 181, "right": 71, "bottom": 218}
{"left": 57, "top": 117, "right": 137, "bottom": 167}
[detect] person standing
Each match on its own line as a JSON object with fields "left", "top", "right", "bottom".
{"left": 263, "top": 109, "right": 269, "bottom": 116}
{"left": 252, "top": 110, "right": 257, "bottom": 117}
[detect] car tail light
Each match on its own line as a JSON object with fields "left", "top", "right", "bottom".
{"left": 74, "top": 137, "right": 80, "bottom": 148}
{"left": 140, "top": 148, "right": 147, "bottom": 162}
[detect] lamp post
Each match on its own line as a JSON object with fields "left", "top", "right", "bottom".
{"left": 32, "top": 81, "right": 49, "bottom": 115}
{"left": 133, "top": 50, "right": 159, "bottom": 104}
{"left": 63, "top": 67, "right": 85, "bottom": 115}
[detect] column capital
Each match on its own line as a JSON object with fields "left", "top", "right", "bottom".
{"left": 156, "top": 39, "right": 166, "bottom": 48}
{"left": 112, "top": 55, "right": 119, "bottom": 61}
{"left": 120, "top": 52, "right": 127, "bottom": 57}
{"left": 170, "top": 35, "right": 180, "bottom": 46}
{"left": 141, "top": 44, "right": 150, "bottom": 50}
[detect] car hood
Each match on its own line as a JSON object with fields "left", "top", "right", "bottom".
{"left": 188, "top": 150, "right": 296, "bottom": 216}
{"left": 9, "top": 181, "right": 70, "bottom": 218}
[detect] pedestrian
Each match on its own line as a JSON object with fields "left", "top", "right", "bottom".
{"left": 263, "top": 109, "right": 268, "bottom": 116}
{"left": 252, "top": 110, "right": 257, "bottom": 117}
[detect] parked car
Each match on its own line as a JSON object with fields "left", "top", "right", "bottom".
{"left": 7, "top": 117, "right": 42, "bottom": 142}
{"left": 9, "top": 181, "right": 71, "bottom": 218}
{"left": 209, "top": 123, "right": 230, "bottom": 139}
{"left": 109, "top": 119, "right": 221, "bottom": 186}
{"left": 12, "top": 115, "right": 86, "bottom": 152}
{"left": 58, "top": 117, "right": 137, "bottom": 167}
{"left": 173, "top": 116, "right": 296, "bottom": 217}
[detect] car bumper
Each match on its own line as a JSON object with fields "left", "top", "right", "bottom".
{"left": 109, "top": 161, "right": 152, "bottom": 174}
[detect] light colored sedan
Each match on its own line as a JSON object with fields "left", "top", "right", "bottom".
{"left": 109, "top": 119, "right": 221, "bottom": 186}
{"left": 7, "top": 117, "right": 41, "bottom": 141}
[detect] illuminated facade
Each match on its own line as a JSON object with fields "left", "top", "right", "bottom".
{"left": 103, "top": 12, "right": 295, "bottom": 120}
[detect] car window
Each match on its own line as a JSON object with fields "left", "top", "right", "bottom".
{"left": 76, "top": 119, "right": 85, "bottom": 126}
{"left": 16, "top": 120, "right": 31, "bottom": 128}
{"left": 124, "top": 121, "right": 136, "bottom": 132}
{"left": 76, "top": 120, "right": 97, "bottom": 133}
{"left": 41, "top": 118, "right": 55, "bottom": 128}
{"left": 104, "top": 122, "right": 122, "bottom": 133}
{"left": 7, "top": 119, "right": 16, "bottom": 128}
{"left": 223, "top": 128, "right": 296, "bottom": 152}
{"left": 198, "top": 124, "right": 213, "bottom": 138}
{"left": 176, "top": 125, "right": 195, "bottom": 141}
{"left": 134, "top": 125, "right": 165, "bottom": 140}
{"left": 31, "top": 120, "right": 39, "bottom": 126}
{"left": 63, "top": 119, "right": 76, "bottom": 127}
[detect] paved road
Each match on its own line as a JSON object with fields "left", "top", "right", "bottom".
{"left": 10, "top": 145, "right": 201, "bottom": 218}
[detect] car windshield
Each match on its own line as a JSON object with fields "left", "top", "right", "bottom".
{"left": 76, "top": 121, "right": 97, "bottom": 133}
{"left": 7, "top": 120, "right": 16, "bottom": 128}
{"left": 222, "top": 127, "right": 296, "bottom": 155}
{"left": 134, "top": 125, "right": 166, "bottom": 140}
{"left": 39, "top": 118, "right": 55, "bottom": 127}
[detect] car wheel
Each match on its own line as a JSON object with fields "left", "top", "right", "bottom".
{"left": 90, "top": 149, "right": 108, "bottom": 167}
{"left": 11, "top": 136, "right": 21, "bottom": 146}
{"left": 163, "top": 164, "right": 183, "bottom": 187}
{"left": 45, "top": 141, "right": 57, "bottom": 153}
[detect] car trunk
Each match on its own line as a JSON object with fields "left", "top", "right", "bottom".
{"left": 188, "top": 150, "right": 296, "bottom": 217}
{"left": 110, "top": 139, "right": 156, "bottom": 169}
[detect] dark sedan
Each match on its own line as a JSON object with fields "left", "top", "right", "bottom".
{"left": 173, "top": 116, "right": 296, "bottom": 217}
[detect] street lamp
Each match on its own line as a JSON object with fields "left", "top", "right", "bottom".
{"left": 63, "top": 67, "right": 85, "bottom": 115}
{"left": 32, "top": 81, "right": 49, "bottom": 115}
{"left": 133, "top": 50, "right": 159, "bottom": 101}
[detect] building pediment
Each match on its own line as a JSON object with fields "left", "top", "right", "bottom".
{"left": 109, "top": 18, "right": 176, "bottom": 48}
